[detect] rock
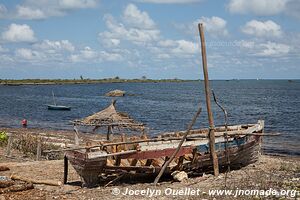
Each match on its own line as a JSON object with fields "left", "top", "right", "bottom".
{"left": 171, "top": 171, "right": 188, "bottom": 182}
{"left": 105, "top": 90, "right": 126, "bottom": 97}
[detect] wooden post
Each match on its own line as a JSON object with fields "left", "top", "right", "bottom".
{"left": 6, "top": 133, "right": 13, "bottom": 157}
{"left": 63, "top": 155, "right": 68, "bottom": 184}
{"left": 74, "top": 126, "right": 80, "bottom": 145}
{"left": 198, "top": 23, "right": 219, "bottom": 176}
{"left": 36, "top": 138, "right": 42, "bottom": 161}
{"left": 107, "top": 126, "right": 113, "bottom": 141}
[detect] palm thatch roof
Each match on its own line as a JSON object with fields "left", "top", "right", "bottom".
{"left": 73, "top": 100, "right": 144, "bottom": 130}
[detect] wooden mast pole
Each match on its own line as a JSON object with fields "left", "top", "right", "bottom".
{"left": 198, "top": 23, "right": 219, "bottom": 176}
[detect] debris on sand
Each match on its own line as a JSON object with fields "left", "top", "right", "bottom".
{"left": 0, "top": 166, "right": 9, "bottom": 172}
{"left": 105, "top": 90, "right": 126, "bottom": 97}
{"left": 171, "top": 171, "right": 188, "bottom": 182}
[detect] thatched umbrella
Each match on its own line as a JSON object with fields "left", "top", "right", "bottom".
{"left": 73, "top": 100, "right": 145, "bottom": 141}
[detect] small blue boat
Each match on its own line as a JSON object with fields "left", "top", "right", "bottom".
{"left": 47, "top": 91, "right": 71, "bottom": 111}
{"left": 47, "top": 104, "right": 71, "bottom": 110}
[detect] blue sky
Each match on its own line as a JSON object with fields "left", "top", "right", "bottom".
{"left": 0, "top": 0, "right": 299, "bottom": 79}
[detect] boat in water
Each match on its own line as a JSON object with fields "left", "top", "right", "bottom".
{"left": 47, "top": 104, "right": 71, "bottom": 110}
{"left": 47, "top": 91, "right": 71, "bottom": 111}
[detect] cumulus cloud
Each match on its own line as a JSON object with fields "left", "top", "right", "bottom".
{"left": 171, "top": 40, "right": 198, "bottom": 55}
{"left": 15, "top": 48, "right": 45, "bottom": 60}
{"left": 99, "top": 7, "right": 160, "bottom": 46}
{"left": 58, "top": 0, "right": 98, "bottom": 9}
{"left": 16, "top": 5, "right": 46, "bottom": 19}
{"left": 195, "top": 16, "right": 229, "bottom": 37}
{"left": 123, "top": 4, "right": 155, "bottom": 29}
{"left": 227, "top": 0, "right": 287, "bottom": 16}
{"left": 239, "top": 40, "right": 291, "bottom": 57}
{"left": 2, "top": 23, "right": 36, "bottom": 42}
{"left": 241, "top": 20, "right": 282, "bottom": 38}
{"left": 70, "top": 46, "right": 123, "bottom": 62}
{"left": 135, "top": 0, "right": 202, "bottom": 3}
{"left": 33, "top": 40, "right": 75, "bottom": 52}
{"left": 1, "top": 0, "right": 99, "bottom": 20}
{"left": 257, "top": 42, "right": 290, "bottom": 56}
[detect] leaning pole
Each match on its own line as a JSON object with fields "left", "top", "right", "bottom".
{"left": 198, "top": 23, "right": 219, "bottom": 176}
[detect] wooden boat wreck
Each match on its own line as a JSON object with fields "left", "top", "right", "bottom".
{"left": 64, "top": 100, "right": 265, "bottom": 187}
{"left": 63, "top": 24, "right": 267, "bottom": 187}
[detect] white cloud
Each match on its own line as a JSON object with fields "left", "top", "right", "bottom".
{"left": 16, "top": 5, "right": 46, "bottom": 19}
{"left": 158, "top": 39, "right": 177, "bottom": 47}
{"left": 195, "top": 16, "right": 228, "bottom": 37}
{"left": 228, "top": 0, "right": 287, "bottom": 16}
{"left": 123, "top": 4, "right": 155, "bottom": 29}
{"left": 99, "top": 12, "right": 160, "bottom": 45}
{"left": 99, "top": 51, "right": 123, "bottom": 61}
{"left": 241, "top": 20, "right": 282, "bottom": 38}
{"left": 171, "top": 40, "right": 198, "bottom": 55}
{"left": 239, "top": 40, "right": 291, "bottom": 57}
{"left": 58, "top": 0, "right": 98, "bottom": 9}
{"left": 135, "top": 0, "right": 202, "bottom": 4}
{"left": 70, "top": 46, "right": 123, "bottom": 62}
{"left": 2, "top": 23, "right": 36, "bottom": 42}
{"left": 33, "top": 40, "right": 75, "bottom": 52}
{"left": 2, "top": 0, "right": 99, "bottom": 20}
{"left": 257, "top": 42, "right": 290, "bottom": 56}
{"left": 15, "top": 48, "right": 45, "bottom": 60}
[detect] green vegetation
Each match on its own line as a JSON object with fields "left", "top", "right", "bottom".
{"left": 0, "top": 78, "right": 198, "bottom": 85}
{"left": 0, "top": 131, "right": 8, "bottom": 146}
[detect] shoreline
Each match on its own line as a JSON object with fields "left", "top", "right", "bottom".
{"left": 0, "top": 79, "right": 197, "bottom": 86}
{"left": 0, "top": 79, "right": 298, "bottom": 86}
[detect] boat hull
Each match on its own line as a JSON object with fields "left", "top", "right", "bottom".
{"left": 64, "top": 121, "right": 264, "bottom": 187}
{"left": 47, "top": 105, "right": 71, "bottom": 110}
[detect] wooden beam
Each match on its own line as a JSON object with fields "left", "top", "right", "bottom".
{"left": 198, "top": 23, "right": 219, "bottom": 176}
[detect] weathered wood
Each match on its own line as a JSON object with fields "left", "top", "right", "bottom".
{"left": 64, "top": 155, "right": 68, "bottom": 184}
{"left": 198, "top": 23, "right": 219, "bottom": 176}
{"left": 44, "top": 124, "right": 268, "bottom": 153}
{"left": 10, "top": 175, "right": 62, "bottom": 186}
{"left": 131, "top": 159, "right": 138, "bottom": 166}
{"left": 0, "top": 182, "right": 34, "bottom": 194}
{"left": 74, "top": 126, "right": 80, "bottom": 146}
{"left": 36, "top": 138, "right": 42, "bottom": 161}
{"left": 0, "top": 180, "right": 14, "bottom": 188}
{"left": 153, "top": 106, "right": 202, "bottom": 184}
{"left": 6, "top": 133, "right": 13, "bottom": 157}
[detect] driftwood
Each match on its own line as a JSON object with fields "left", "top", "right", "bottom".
{"left": 0, "top": 166, "right": 10, "bottom": 171}
{"left": 0, "top": 180, "right": 14, "bottom": 188}
{"left": 0, "top": 182, "right": 33, "bottom": 194}
{"left": 10, "top": 175, "right": 62, "bottom": 186}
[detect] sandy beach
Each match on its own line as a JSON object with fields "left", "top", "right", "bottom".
{"left": 0, "top": 127, "right": 299, "bottom": 200}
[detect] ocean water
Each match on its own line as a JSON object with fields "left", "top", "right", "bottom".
{"left": 0, "top": 80, "right": 299, "bottom": 156}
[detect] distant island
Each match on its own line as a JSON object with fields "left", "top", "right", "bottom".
{"left": 0, "top": 78, "right": 199, "bottom": 85}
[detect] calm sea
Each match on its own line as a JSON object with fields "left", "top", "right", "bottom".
{"left": 0, "top": 80, "right": 299, "bottom": 156}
